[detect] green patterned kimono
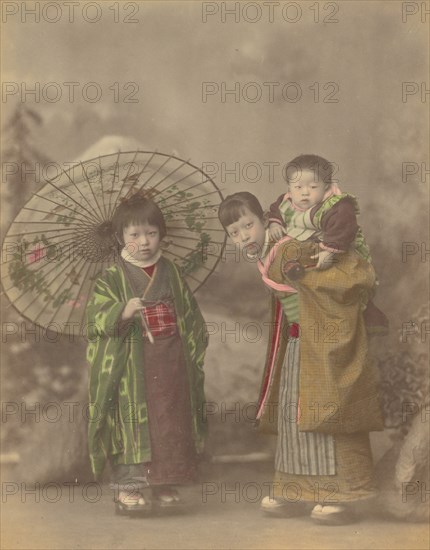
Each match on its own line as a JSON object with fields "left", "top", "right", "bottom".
{"left": 85, "top": 258, "right": 208, "bottom": 479}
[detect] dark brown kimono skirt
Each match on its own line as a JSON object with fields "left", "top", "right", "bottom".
{"left": 142, "top": 331, "right": 198, "bottom": 486}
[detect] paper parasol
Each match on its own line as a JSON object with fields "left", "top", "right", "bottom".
{"left": 1, "top": 151, "right": 225, "bottom": 334}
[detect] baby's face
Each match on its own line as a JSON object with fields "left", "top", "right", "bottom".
{"left": 225, "top": 207, "right": 266, "bottom": 259}
{"left": 288, "top": 169, "right": 328, "bottom": 209}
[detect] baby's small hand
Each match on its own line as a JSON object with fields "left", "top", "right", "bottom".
{"left": 311, "top": 249, "right": 337, "bottom": 270}
{"left": 121, "top": 298, "right": 144, "bottom": 320}
{"left": 269, "top": 222, "right": 286, "bottom": 241}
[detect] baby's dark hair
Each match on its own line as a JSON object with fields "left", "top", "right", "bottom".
{"left": 112, "top": 195, "right": 167, "bottom": 245}
{"left": 218, "top": 192, "right": 264, "bottom": 229}
{"left": 285, "top": 154, "right": 334, "bottom": 187}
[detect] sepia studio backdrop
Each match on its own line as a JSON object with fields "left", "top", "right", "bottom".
{"left": 1, "top": 1, "right": 428, "bottom": 521}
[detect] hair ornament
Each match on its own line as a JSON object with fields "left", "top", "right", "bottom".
{"left": 119, "top": 187, "right": 162, "bottom": 205}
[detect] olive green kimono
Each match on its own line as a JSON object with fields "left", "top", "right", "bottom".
{"left": 257, "top": 240, "right": 385, "bottom": 501}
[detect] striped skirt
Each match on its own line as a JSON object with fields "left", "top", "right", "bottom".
{"left": 275, "top": 335, "right": 336, "bottom": 476}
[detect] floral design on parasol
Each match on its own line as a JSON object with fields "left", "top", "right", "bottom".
{"left": 1, "top": 151, "right": 225, "bottom": 334}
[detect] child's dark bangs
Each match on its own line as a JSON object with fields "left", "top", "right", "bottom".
{"left": 121, "top": 203, "right": 157, "bottom": 228}
{"left": 219, "top": 202, "right": 246, "bottom": 227}
{"left": 126, "top": 211, "right": 152, "bottom": 228}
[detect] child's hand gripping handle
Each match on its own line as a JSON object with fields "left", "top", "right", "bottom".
{"left": 138, "top": 310, "right": 154, "bottom": 344}
{"left": 121, "top": 297, "right": 155, "bottom": 344}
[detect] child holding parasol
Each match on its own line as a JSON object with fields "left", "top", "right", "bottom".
{"left": 86, "top": 193, "right": 208, "bottom": 515}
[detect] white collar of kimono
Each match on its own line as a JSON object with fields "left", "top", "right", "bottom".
{"left": 259, "top": 229, "right": 271, "bottom": 259}
{"left": 121, "top": 247, "right": 162, "bottom": 268}
{"left": 245, "top": 229, "right": 271, "bottom": 262}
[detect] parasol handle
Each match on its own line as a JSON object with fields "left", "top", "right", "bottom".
{"left": 138, "top": 310, "right": 154, "bottom": 344}
{"left": 119, "top": 257, "right": 155, "bottom": 344}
